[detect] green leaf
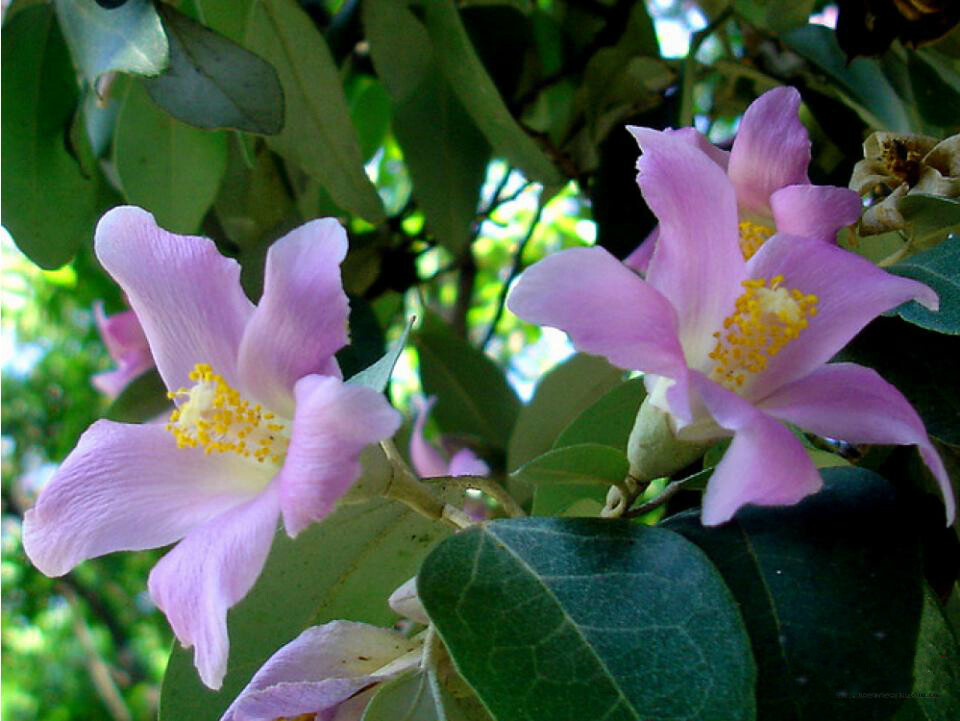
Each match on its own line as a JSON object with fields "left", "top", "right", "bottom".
{"left": 114, "top": 81, "right": 228, "bottom": 233}
{"left": 891, "top": 229, "right": 960, "bottom": 335}
{"left": 899, "top": 195, "right": 960, "bottom": 250}
{"left": 663, "top": 467, "right": 926, "bottom": 721}
{"left": 531, "top": 482, "right": 609, "bottom": 518}
{"left": 348, "top": 317, "right": 414, "bottom": 392}
{"left": 511, "top": 443, "right": 628, "bottom": 487}
{"left": 419, "top": 518, "right": 756, "bottom": 721}
{"left": 143, "top": 5, "right": 284, "bottom": 134}
{"left": 415, "top": 324, "right": 520, "bottom": 450}
{"left": 734, "top": 0, "right": 816, "bottom": 33}
{"left": 364, "top": 0, "right": 490, "bottom": 256}
{"left": 349, "top": 76, "right": 392, "bottom": 162}
{"left": 362, "top": 667, "right": 494, "bottom": 721}
{"left": 421, "top": 0, "right": 562, "bottom": 185}
{"left": 104, "top": 370, "right": 170, "bottom": 423}
{"left": 1, "top": 5, "right": 99, "bottom": 269}
{"left": 53, "top": 0, "right": 168, "bottom": 83}
{"left": 507, "top": 353, "right": 624, "bottom": 471}
{"left": 553, "top": 377, "right": 646, "bottom": 451}
{"left": 907, "top": 49, "right": 960, "bottom": 130}
{"left": 247, "top": 0, "right": 384, "bottom": 223}
{"left": 159, "top": 498, "right": 453, "bottom": 721}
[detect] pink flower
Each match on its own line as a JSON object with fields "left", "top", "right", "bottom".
{"left": 91, "top": 302, "right": 154, "bottom": 397}
{"left": 23, "top": 207, "right": 402, "bottom": 689}
{"left": 624, "top": 87, "right": 862, "bottom": 273}
{"left": 508, "top": 129, "right": 954, "bottom": 526}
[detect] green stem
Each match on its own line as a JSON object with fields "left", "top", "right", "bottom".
{"left": 438, "top": 475, "right": 527, "bottom": 518}
{"left": 380, "top": 440, "right": 448, "bottom": 524}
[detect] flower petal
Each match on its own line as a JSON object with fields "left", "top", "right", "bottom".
{"left": 627, "top": 126, "right": 746, "bottom": 365}
{"left": 448, "top": 448, "right": 490, "bottom": 477}
{"left": 94, "top": 207, "right": 254, "bottom": 393}
{"left": 278, "top": 375, "right": 402, "bottom": 536}
{"left": 623, "top": 226, "right": 658, "bottom": 274}
{"left": 22, "top": 420, "right": 268, "bottom": 577}
{"left": 691, "top": 373, "right": 822, "bottom": 526}
{"left": 94, "top": 302, "right": 149, "bottom": 362}
{"left": 237, "top": 219, "right": 350, "bottom": 415}
{"left": 759, "top": 363, "right": 955, "bottom": 524}
{"left": 409, "top": 396, "right": 449, "bottom": 478}
{"left": 770, "top": 184, "right": 863, "bottom": 242}
{"left": 744, "top": 234, "right": 938, "bottom": 400}
{"left": 221, "top": 621, "right": 417, "bottom": 721}
{"left": 727, "top": 87, "right": 811, "bottom": 214}
{"left": 507, "top": 246, "right": 686, "bottom": 379}
{"left": 148, "top": 487, "right": 280, "bottom": 690}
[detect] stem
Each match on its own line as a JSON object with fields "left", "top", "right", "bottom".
{"left": 440, "top": 475, "right": 527, "bottom": 518}
{"left": 442, "top": 504, "right": 475, "bottom": 529}
{"left": 622, "top": 478, "right": 688, "bottom": 519}
{"left": 877, "top": 242, "right": 911, "bottom": 267}
{"left": 380, "top": 440, "right": 447, "bottom": 524}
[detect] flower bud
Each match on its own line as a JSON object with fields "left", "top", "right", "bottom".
{"left": 626, "top": 397, "right": 709, "bottom": 482}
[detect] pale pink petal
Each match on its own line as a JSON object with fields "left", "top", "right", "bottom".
{"left": 94, "top": 303, "right": 149, "bottom": 361}
{"left": 92, "top": 360, "right": 154, "bottom": 398}
{"left": 744, "top": 234, "right": 938, "bottom": 400}
{"left": 409, "top": 396, "right": 449, "bottom": 478}
{"left": 238, "top": 220, "right": 350, "bottom": 416}
{"left": 94, "top": 207, "right": 254, "bottom": 393}
{"left": 628, "top": 126, "right": 746, "bottom": 366}
{"left": 507, "top": 246, "right": 686, "bottom": 379}
{"left": 148, "top": 487, "right": 281, "bottom": 690}
{"left": 448, "top": 448, "right": 490, "bottom": 477}
{"left": 727, "top": 87, "right": 811, "bottom": 214}
{"left": 623, "top": 226, "right": 658, "bottom": 274}
{"left": 278, "top": 375, "right": 402, "bottom": 536}
{"left": 388, "top": 577, "right": 430, "bottom": 624}
{"left": 759, "top": 363, "right": 955, "bottom": 524}
{"left": 770, "top": 184, "right": 862, "bottom": 242}
{"left": 692, "top": 373, "right": 822, "bottom": 526}
{"left": 221, "top": 621, "right": 415, "bottom": 721}
{"left": 22, "top": 420, "right": 269, "bottom": 577}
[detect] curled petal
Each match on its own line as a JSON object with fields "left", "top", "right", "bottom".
{"left": 745, "top": 234, "right": 938, "bottom": 400}
{"left": 238, "top": 219, "right": 350, "bottom": 416}
{"left": 94, "top": 302, "right": 149, "bottom": 363}
{"left": 623, "top": 226, "right": 658, "bottom": 274}
{"left": 760, "top": 363, "right": 955, "bottom": 524}
{"left": 278, "top": 375, "right": 402, "bottom": 537}
{"left": 770, "top": 184, "right": 863, "bottom": 243}
{"left": 94, "top": 207, "right": 254, "bottom": 393}
{"left": 409, "top": 396, "right": 449, "bottom": 478}
{"left": 692, "top": 373, "right": 822, "bottom": 526}
{"left": 148, "top": 487, "right": 281, "bottom": 690}
{"left": 22, "top": 421, "right": 269, "bottom": 577}
{"left": 728, "top": 87, "right": 810, "bottom": 214}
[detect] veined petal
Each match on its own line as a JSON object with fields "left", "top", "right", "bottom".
{"left": 728, "top": 87, "right": 810, "bottom": 214}
{"left": 22, "top": 421, "right": 269, "bottom": 577}
{"left": 94, "top": 303, "right": 149, "bottom": 362}
{"left": 238, "top": 219, "right": 350, "bottom": 416}
{"left": 744, "top": 234, "right": 938, "bottom": 400}
{"left": 448, "top": 448, "right": 490, "bottom": 477}
{"left": 770, "top": 184, "right": 863, "bottom": 242}
{"left": 409, "top": 396, "right": 449, "bottom": 478}
{"left": 627, "top": 126, "right": 746, "bottom": 365}
{"left": 278, "top": 375, "right": 402, "bottom": 537}
{"left": 759, "top": 363, "right": 955, "bottom": 524}
{"left": 507, "top": 246, "right": 686, "bottom": 379}
{"left": 148, "top": 487, "right": 280, "bottom": 690}
{"left": 692, "top": 373, "right": 822, "bottom": 526}
{"left": 94, "top": 207, "right": 254, "bottom": 393}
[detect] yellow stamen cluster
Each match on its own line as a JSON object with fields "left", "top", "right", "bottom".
{"left": 708, "top": 276, "right": 818, "bottom": 390}
{"left": 738, "top": 220, "right": 775, "bottom": 260}
{"left": 165, "top": 363, "right": 288, "bottom": 465}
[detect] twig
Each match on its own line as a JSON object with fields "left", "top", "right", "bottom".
{"left": 380, "top": 439, "right": 449, "bottom": 525}
{"left": 437, "top": 475, "right": 526, "bottom": 518}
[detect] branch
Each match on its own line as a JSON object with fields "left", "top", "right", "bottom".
{"left": 436, "top": 475, "right": 526, "bottom": 519}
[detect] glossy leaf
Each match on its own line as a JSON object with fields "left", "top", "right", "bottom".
{"left": 511, "top": 443, "right": 628, "bottom": 487}
{"left": 419, "top": 517, "right": 756, "bottom": 721}
{"left": 891, "top": 229, "right": 960, "bottom": 335}
{"left": 553, "top": 377, "right": 646, "bottom": 451}
{"left": 507, "top": 353, "right": 624, "bottom": 471}
{"left": 664, "top": 467, "right": 926, "bottom": 721}
{"left": 159, "top": 497, "right": 453, "bottom": 721}
{"left": 247, "top": 0, "right": 384, "bottom": 223}
{"left": 144, "top": 5, "right": 284, "bottom": 134}
{"left": 1, "top": 5, "right": 99, "bottom": 269}
{"left": 54, "top": 0, "right": 168, "bottom": 82}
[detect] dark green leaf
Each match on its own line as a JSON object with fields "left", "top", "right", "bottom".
{"left": 663, "top": 466, "right": 926, "bottom": 721}
{"left": 348, "top": 316, "right": 414, "bottom": 392}
{"left": 530, "top": 482, "right": 609, "bottom": 518}
{"left": 415, "top": 325, "right": 520, "bottom": 450}
{"left": 349, "top": 76, "right": 392, "bottom": 162}
{"left": 553, "top": 377, "right": 646, "bottom": 451}
{"left": 247, "top": 0, "right": 384, "bottom": 223}
{"left": 104, "top": 370, "right": 170, "bottom": 423}
{"left": 507, "top": 353, "right": 624, "bottom": 471}
{"left": 419, "top": 518, "right": 756, "bottom": 721}
{"left": 1, "top": 5, "right": 99, "bottom": 269}
{"left": 144, "top": 5, "right": 284, "bottom": 134}
{"left": 899, "top": 195, "right": 960, "bottom": 250}
{"left": 890, "top": 228, "right": 960, "bottom": 335}
{"left": 734, "top": 0, "right": 816, "bottom": 33}
{"left": 511, "top": 443, "right": 628, "bottom": 487}
{"left": 907, "top": 50, "right": 960, "bottom": 130}
{"left": 53, "top": 0, "right": 168, "bottom": 82}
{"left": 114, "top": 81, "right": 228, "bottom": 233}
{"left": 421, "top": 0, "right": 562, "bottom": 185}
{"left": 159, "top": 498, "right": 453, "bottom": 721}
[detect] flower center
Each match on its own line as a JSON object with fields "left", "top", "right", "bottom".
{"left": 165, "top": 363, "right": 289, "bottom": 466}
{"left": 738, "top": 220, "right": 775, "bottom": 260}
{"left": 708, "top": 275, "right": 818, "bottom": 391}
